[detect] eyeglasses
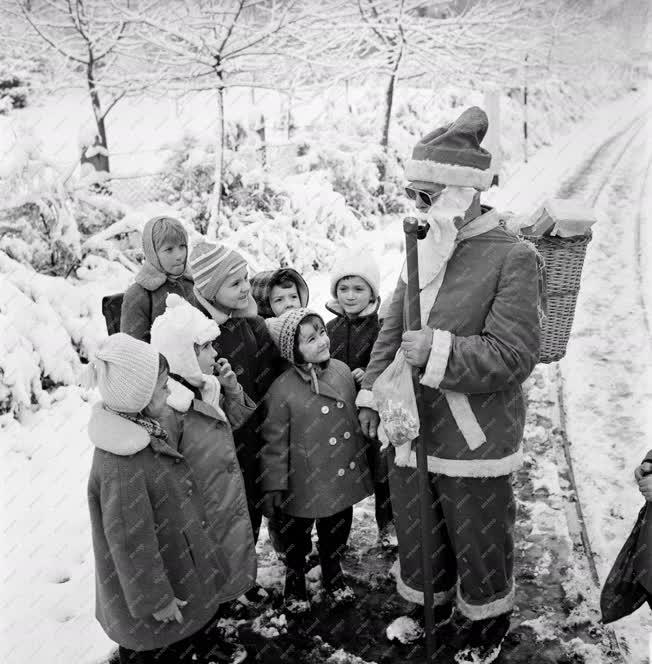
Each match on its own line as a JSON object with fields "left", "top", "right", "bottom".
{"left": 405, "top": 186, "right": 444, "bottom": 207}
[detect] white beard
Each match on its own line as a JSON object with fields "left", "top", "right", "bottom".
{"left": 403, "top": 186, "right": 477, "bottom": 293}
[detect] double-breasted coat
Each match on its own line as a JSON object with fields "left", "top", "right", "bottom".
{"left": 260, "top": 359, "right": 373, "bottom": 519}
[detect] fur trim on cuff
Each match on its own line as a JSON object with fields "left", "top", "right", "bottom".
{"left": 405, "top": 160, "right": 493, "bottom": 191}
{"left": 405, "top": 448, "right": 523, "bottom": 477}
{"left": 356, "top": 389, "right": 377, "bottom": 410}
{"left": 391, "top": 560, "right": 456, "bottom": 607}
{"left": 457, "top": 581, "right": 515, "bottom": 620}
{"left": 420, "top": 329, "right": 452, "bottom": 389}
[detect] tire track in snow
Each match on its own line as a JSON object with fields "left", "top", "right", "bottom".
{"left": 554, "top": 108, "right": 652, "bottom": 663}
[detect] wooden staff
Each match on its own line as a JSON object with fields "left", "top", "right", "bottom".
{"left": 403, "top": 216, "right": 437, "bottom": 662}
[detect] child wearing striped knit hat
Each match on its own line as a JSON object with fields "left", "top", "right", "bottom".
{"left": 189, "top": 242, "right": 281, "bottom": 604}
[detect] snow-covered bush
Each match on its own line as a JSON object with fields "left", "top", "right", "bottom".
{"left": 156, "top": 135, "right": 283, "bottom": 234}
{"left": 0, "top": 252, "right": 134, "bottom": 416}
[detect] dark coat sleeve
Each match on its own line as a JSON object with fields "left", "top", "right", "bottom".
{"left": 440, "top": 241, "right": 541, "bottom": 394}
{"left": 260, "top": 381, "right": 290, "bottom": 493}
{"left": 248, "top": 316, "right": 281, "bottom": 400}
{"left": 361, "top": 277, "right": 405, "bottom": 391}
{"left": 120, "top": 283, "right": 152, "bottom": 342}
{"left": 99, "top": 454, "right": 174, "bottom": 618}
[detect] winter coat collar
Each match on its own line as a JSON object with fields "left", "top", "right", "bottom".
{"left": 194, "top": 287, "right": 258, "bottom": 325}
{"left": 88, "top": 402, "right": 183, "bottom": 458}
{"left": 168, "top": 374, "right": 228, "bottom": 423}
{"left": 325, "top": 298, "right": 380, "bottom": 319}
{"left": 135, "top": 261, "right": 193, "bottom": 291}
{"left": 293, "top": 362, "right": 346, "bottom": 402}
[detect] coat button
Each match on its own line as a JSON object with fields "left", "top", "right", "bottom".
{"left": 337, "top": 469, "right": 345, "bottom": 477}
{"left": 187, "top": 489, "right": 193, "bottom": 496}
{"left": 321, "top": 406, "right": 329, "bottom": 414}
{"left": 336, "top": 401, "right": 344, "bottom": 409}
{"left": 329, "top": 437, "right": 337, "bottom": 446}
{"left": 349, "top": 461, "right": 356, "bottom": 470}
{"left": 343, "top": 432, "right": 351, "bottom": 439}
{"left": 201, "top": 520, "right": 207, "bottom": 528}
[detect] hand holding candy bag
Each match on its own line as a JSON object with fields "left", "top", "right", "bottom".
{"left": 372, "top": 349, "right": 419, "bottom": 466}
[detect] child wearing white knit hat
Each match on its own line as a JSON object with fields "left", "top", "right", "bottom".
{"left": 85, "top": 332, "right": 255, "bottom": 663}
{"left": 325, "top": 247, "right": 393, "bottom": 546}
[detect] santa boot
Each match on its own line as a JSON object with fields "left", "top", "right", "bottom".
{"left": 386, "top": 601, "right": 454, "bottom": 645}
{"left": 453, "top": 612, "right": 511, "bottom": 664}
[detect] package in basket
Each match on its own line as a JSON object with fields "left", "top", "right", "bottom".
{"left": 521, "top": 198, "right": 598, "bottom": 238}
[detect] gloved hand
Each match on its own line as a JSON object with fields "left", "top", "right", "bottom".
{"left": 261, "top": 490, "right": 284, "bottom": 517}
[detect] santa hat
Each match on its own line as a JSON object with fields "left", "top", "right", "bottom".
{"left": 267, "top": 308, "right": 324, "bottom": 364}
{"left": 329, "top": 248, "right": 380, "bottom": 301}
{"left": 189, "top": 242, "right": 247, "bottom": 302}
{"left": 82, "top": 333, "right": 160, "bottom": 413}
{"left": 405, "top": 106, "right": 493, "bottom": 191}
{"left": 150, "top": 294, "right": 220, "bottom": 384}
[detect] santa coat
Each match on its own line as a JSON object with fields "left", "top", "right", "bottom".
{"left": 360, "top": 219, "right": 541, "bottom": 478}
{"left": 260, "top": 359, "right": 373, "bottom": 519}
{"left": 87, "top": 398, "right": 256, "bottom": 651}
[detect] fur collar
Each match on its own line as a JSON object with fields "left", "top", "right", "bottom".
{"left": 135, "top": 261, "right": 194, "bottom": 291}
{"left": 194, "top": 287, "right": 258, "bottom": 324}
{"left": 325, "top": 298, "right": 380, "bottom": 319}
{"left": 88, "top": 402, "right": 152, "bottom": 456}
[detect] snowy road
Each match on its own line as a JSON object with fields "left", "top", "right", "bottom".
{"left": 559, "top": 109, "right": 652, "bottom": 663}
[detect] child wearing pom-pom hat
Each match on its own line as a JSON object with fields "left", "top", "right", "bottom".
{"left": 85, "top": 333, "right": 252, "bottom": 663}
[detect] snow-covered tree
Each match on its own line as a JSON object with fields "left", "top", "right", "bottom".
{"left": 15, "top": 0, "right": 142, "bottom": 174}
{"left": 119, "top": 0, "right": 341, "bottom": 239}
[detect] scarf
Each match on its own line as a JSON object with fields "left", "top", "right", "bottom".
{"left": 112, "top": 409, "right": 168, "bottom": 441}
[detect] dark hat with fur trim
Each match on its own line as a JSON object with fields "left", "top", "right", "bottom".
{"left": 405, "top": 106, "right": 492, "bottom": 191}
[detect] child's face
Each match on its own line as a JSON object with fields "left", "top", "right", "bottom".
{"left": 336, "top": 276, "right": 373, "bottom": 316}
{"left": 214, "top": 266, "right": 250, "bottom": 311}
{"left": 196, "top": 340, "right": 217, "bottom": 374}
{"left": 297, "top": 319, "right": 330, "bottom": 364}
{"left": 156, "top": 240, "right": 187, "bottom": 276}
{"left": 270, "top": 283, "right": 301, "bottom": 317}
{"left": 143, "top": 369, "right": 171, "bottom": 419}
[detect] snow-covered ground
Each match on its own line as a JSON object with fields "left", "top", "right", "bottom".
{"left": 2, "top": 85, "right": 651, "bottom": 663}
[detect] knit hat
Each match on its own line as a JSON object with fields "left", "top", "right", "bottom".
{"left": 405, "top": 106, "right": 493, "bottom": 191}
{"left": 189, "top": 241, "right": 248, "bottom": 302}
{"left": 82, "top": 333, "right": 160, "bottom": 413}
{"left": 329, "top": 248, "right": 380, "bottom": 300}
{"left": 250, "top": 268, "right": 310, "bottom": 319}
{"left": 267, "top": 308, "right": 324, "bottom": 364}
{"left": 150, "top": 294, "right": 220, "bottom": 384}
{"left": 142, "top": 215, "right": 189, "bottom": 273}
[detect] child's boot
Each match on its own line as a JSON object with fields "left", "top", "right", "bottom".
{"left": 321, "top": 559, "right": 355, "bottom": 605}
{"left": 284, "top": 565, "right": 310, "bottom": 614}
{"left": 452, "top": 611, "right": 511, "bottom": 664}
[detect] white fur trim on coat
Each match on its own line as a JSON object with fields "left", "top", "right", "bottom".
{"left": 405, "top": 448, "right": 523, "bottom": 478}
{"left": 355, "top": 388, "right": 376, "bottom": 410}
{"left": 391, "top": 559, "right": 455, "bottom": 607}
{"left": 166, "top": 378, "right": 194, "bottom": 413}
{"left": 443, "top": 391, "right": 486, "bottom": 451}
{"left": 420, "top": 329, "right": 452, "bottom": 389}
{"left": 405, "top": 160, "right": 493, "bottom": 191}
{"left": 457, "top": 580, "right": 515, "bottom": 620}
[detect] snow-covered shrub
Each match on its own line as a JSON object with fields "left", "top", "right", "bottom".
{"left": 0, "top": 252, "right": 133, "bottom": 416}
{"left": 295, "top": 141, "right": 409, "bottom": 224}
{"left": 156, "top": 135, "right": 283, "bottom": 234}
